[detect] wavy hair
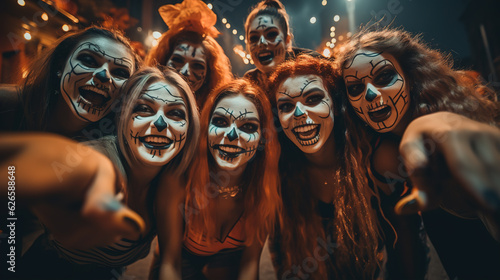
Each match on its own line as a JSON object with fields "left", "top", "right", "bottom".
{"left": 145, "top": 31, "right": 232, "bottom": 107}
{"left": 334, "top": 27, "right": 499, "bottom": 125}
{"left": 21, "top": 26, "right": 141, "bottom": 131}
{"left": 117, "top": 66, "right": 200, "bottom": 177}
{"left": 184, "top": 79, "right": 281, "bottom": 247}
{"left": 269, "top": 55, "right": 381, "bottom": 278}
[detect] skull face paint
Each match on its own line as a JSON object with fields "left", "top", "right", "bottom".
{"left": 209, "top": 94, "right": 261, "bottom": 171}
{"left": 127, "top": 82, "right": 188, "bottom": 166}
{"left": 167, "top": 42, "right": 207, "bottom": 93}
{"left": 276, "top": 75, "right": 334, "bottom": 154}
{"left": 247, "top": 15, "right": 287, "bottom": 74}
{"left": 60, "top": 36, "right": 134, "bottom": 122}
{"left": 343, "top": 49, "right": 410, "bottom": 133}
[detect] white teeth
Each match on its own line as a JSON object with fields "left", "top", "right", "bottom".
{"left": 293, "top": 124, "right": 317, "bottom": 133}
{"left": 219, "top": 145, "right": 243, "bottom": 153}
{"left": 81, "top": 85, "right": 109, "bottom": 97}
{"left": 369, "top": 104, "right": 388, "bottom": 113}
{"left": 258, "top": 51, "right": 272, "bottom": 58}
{"left": 144, "top": 136, "right": 170, "bottom": 144}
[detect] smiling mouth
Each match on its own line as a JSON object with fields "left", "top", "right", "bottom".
{"left": 258, "top": 51, "right": 274, "bottom": 65}
{"left": 292, "top": 124, "right": 320, "bottom": 146}
{"left": 368, "top": 104, "right": 392, "bottom": 123}
{"left": 78, "top": 85, "right": 111, "bottom": 108}
{"left": 139, "top": 135, "right": 173, "bottom": 150}
{"left": 212, "top": 144, "right": 256, "bottom": 162}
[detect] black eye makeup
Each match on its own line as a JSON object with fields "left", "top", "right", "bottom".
{"left": 240, "top": 122, "right": 259, "bottom": 133}
{"left": 77, "top": 53, "right": 98, "bottom": 68}
{"left": 211, "top": 116, "right": 228, "bottom": 127}
{"left": 373, "top": 68, "right": 398, "bottom": 87}
{"left": 133, "top": 104, "right": 153, "bottom": 114}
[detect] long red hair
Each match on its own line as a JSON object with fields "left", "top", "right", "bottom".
{"left": 184, "top": 79, "right": 281, "bottom": 246}
{"left": 269, "top": 55, "right": 381, "bottom": 279}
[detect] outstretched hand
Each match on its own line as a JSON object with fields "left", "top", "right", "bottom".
{"left": 1, "top": 133, "right": 146, "bottom": 250}
{"left": 394, "top": 112, "right": 500, "bottom": 220}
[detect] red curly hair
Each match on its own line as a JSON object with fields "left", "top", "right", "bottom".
{"left": 184, "top": 79, "right": 281, "bottom": 247}
{"left": 269, "top": 55, "right": 381, "bottom": 279}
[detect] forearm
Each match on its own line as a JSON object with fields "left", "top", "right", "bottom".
{"left": 238, "top": 242, "right": 263, "bottom": 280}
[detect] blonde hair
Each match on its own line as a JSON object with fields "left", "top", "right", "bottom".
{"left": 117, "top": 66, "right": 200, "bottom": 176}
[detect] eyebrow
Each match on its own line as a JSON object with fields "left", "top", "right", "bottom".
{"left": 249, "top": 26, "right": 278, "bottom": 34}
{"left": 78, "top": 49, "right": 132, "bottom": 69}
{"left": 303, "top": 87, "right": 325, "bottom": 98}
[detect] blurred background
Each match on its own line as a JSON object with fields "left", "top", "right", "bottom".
{"left": 1, "top": 0, "right": 499, "bottom": 84}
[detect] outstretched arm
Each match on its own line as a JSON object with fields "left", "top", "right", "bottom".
{"left": 0, "top": 133, "right": 145, "bottom": 249}
{"left": 394, "top": 112, "right": 500, "bottom": 238}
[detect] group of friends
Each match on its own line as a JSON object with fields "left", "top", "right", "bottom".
{"left": 1, "top": 0, "right": 500, "bottom": 279}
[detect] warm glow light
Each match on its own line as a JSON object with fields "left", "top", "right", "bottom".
{"left": 334, "top": 15, "right": 340, "bottom": 22}
{"left": 326, "top": 42, "right": 331, "bottom": 47}
{"left": 62, "top": 24, "right": 70, "bottom": 32}
{"left": 239, "top": 35, "right": 244, "bottom": 41}
{"left": 137, "top": 27, "right": 143, "bottom": 32}
{"left": 18, "top": 0, "right": 25, "bottom": 6}
{"left": 232, "top": 29, "right": 237, "bottom": 35}
{"left": 322, "top": 48, "right": 331, "bottom": 57}
{"left": 347, "top": 32, "right": 352, "bottom": 37}
{"left": 41, "top": 13, "right": 49, "bottom": 21}
{"left": 331, "top": 43, "right": 335, "bottom": 48}
{"left": 330, "top": 26, "right": 335, "bottom": 32}
{"left": 207, "top": 3, "right": 213, "bottom": 9}
{"left": 225, "top": 23, "right": 231, "bottom": 29}
{"left": 24, "top": 31, "right": 31, "bottom": 40}
{"left": 22, "top": 69, "right": 28, "bottom": 78}
{"left": 222, "top": 18, "right": 227, "bottom": 24}
{"left": 152, "top": 40, "right": 158, "bottom": 47}
{"left": 310, "top": 17, "right": 317, "bottom": 24}
{"left": 339, "top": 46, "right": 346, "bottom": 52}
{"left": 152, "top": 31, "right": 162, "bottom": 39}
{"left": 244, "top": 58, "right": 249, "bottom": 64}
{"left": 339, "top": 35, "right": 344, "bottom": 41}
{"left": 246, "top": 54, "right": 251, "bottom": 59}
{"left": 330, "top": 32, "right": 335, "bottom": 37}
{"left": 332, "top": 38, "right": 337, "bottom": 43}
{"left": 322, "top": 0, "right": 327, "bottom": 6}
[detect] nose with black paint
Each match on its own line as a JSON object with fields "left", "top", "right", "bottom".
{"left": 180, "top": 63, "right": 190, "bottom": 77}
{"left": 95, "top": 69, "right": 111, "bottom": 83}
{"left": 154, "top": 116, "right": 168, "bottom": 132}
{"left": 226, "top": 127, "right": 238, "bottom": 142}
{"left": 365, "top": 84, "right": 380, "bottom": 102}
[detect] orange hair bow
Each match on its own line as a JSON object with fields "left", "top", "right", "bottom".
{"left": 159, "top": 0, "right": 220, "bottom": 38}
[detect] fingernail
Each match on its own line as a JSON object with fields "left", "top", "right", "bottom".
{"left": 399, "top": 199, "right": 420, "bottom": 215}
{"left": 102, "top": 197, "right": 122, "bottom": 211}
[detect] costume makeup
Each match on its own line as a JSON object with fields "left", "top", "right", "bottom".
{"left": 247, "top": 15, "right": 287, "bottom": 74}
{"left": 167, "top": 42, "right": 207, "bottom": 92}
{"left": 128, "top": 82, "right": 188, "bottom": 166}
{"left": 343, "top": 49, "right": 410, "bottom": 133}
{"left": 60, "top": 37, "right": 134, "bottom": 122}
{"left": 209, "top": 94, "right": 261, "bottom": 171}
{"left": 276, "top": 75, "right": 334, "bottom": 154}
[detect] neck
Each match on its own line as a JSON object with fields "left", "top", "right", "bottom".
{"left": 47, "top": 95, "right": 88, "bottom": 136}
{"left": 304, "top": 134, "right": 337, "bottom": 169}
{"left": 214, "top": 164, "right": 246, "bottom": 190}
{"left": 391, "top": 110, "right": 413, "bottom": 137}
{"left": 126, "top": 158, "right": 162, "bottom": 194}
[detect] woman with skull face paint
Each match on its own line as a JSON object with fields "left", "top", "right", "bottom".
{"left": 335, "top": 27, "right": 500, "bottom": 279}
{"left": 145, "top": 0, "right": 232, "bottom": 107}
{"left": 244, "top": 0, "right": 322, "bottom": 95}
{"left": 269, "top": 55, "right": 383, "bottom": 279}
{"left": 0, "top": 26, "right": 140, "bottom": 138}
{"left": 10, "top": 67, "right": 200, "bottom": 279}
{"left": 152, "top": 79, "right": 280, "bottom": 280}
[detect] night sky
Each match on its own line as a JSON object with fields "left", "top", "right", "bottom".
{"left": 136, "top": 0, "right": 474, "bottom": 75}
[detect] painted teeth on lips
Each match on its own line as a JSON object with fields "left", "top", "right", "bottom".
{"left": 258, "top": 51, "right": 273, "bottom": 58}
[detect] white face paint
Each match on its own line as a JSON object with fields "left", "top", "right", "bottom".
{"left": 276, "top": 75, "right": 335, "bottom": 154}
{"left": 247, "top": 15, "right": 287, "bottom": 74}
{"left": 127, "top": 82, "right": 189, "bottom": 166}
{"left": 343, "top": 49, "right": 410, "bottom": 133}
{"left": 60, "top": 36, "right": 134, "bottom": 122}
{"left": 167, "top": 42, "right": 207, "bottom": 93}
{"left": 209, "top": 94, "right": 261, "bottom": 171}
